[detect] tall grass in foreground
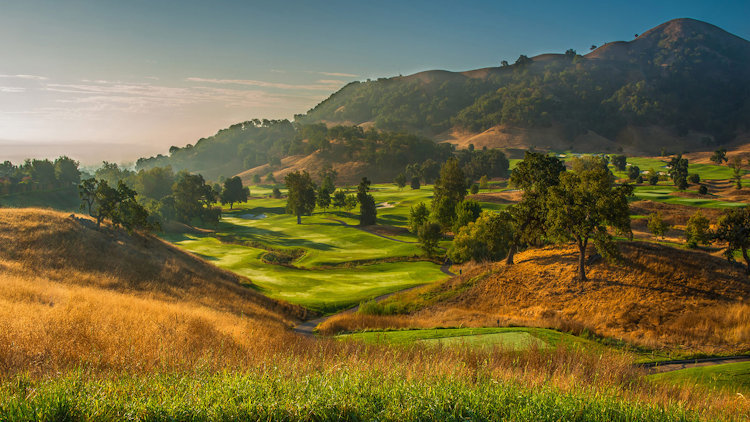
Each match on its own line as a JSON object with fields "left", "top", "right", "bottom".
{"left": 0, "top": 369, "right": 709, "bottom": 422}
{"left": 1, "top": 209, "right": 748, "bottom": 420}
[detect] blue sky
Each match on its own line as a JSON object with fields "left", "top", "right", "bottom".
{"left": 1, "top": 0, "right": 748, "bottom": 163}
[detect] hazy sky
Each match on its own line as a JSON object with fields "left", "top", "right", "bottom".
{"left": 1, "top": 0, "right": 749, "bottom": 164}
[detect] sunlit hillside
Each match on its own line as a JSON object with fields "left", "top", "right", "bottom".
{"left": 321, "top": 242, "right": 750, "bottom": 353}
{"left": 0, "top": 208, "right": 309, "bottom": 374}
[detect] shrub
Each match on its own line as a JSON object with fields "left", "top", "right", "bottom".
{"left": 688, "top": 173, "right": 700, "bottom": 184}
{"left": 448, "top": 211, "right": 513, "bottom": 263}
{"left": 647, "top": 212, "right": 670, "bottom": 239}
{"left": 470, "top": 184, "right": 479, "bottom": 194}
{"left": 698, "top": 185, "right": 708, "bottom": 195}
{"left": 685, "top": 211, "right": 710, "bottom": 248}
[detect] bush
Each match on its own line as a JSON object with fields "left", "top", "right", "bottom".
{"left": 688, "top": 174, "right": 700, "bottom": 184}
{"left": 453, "top": 199, "right": 482, "bottom": 233}
{"left": 647, "top": 212, "right": 670, "bottom": 239}
{"left": 648, "top": 174, "right": 659, "bottom": 185}
{"left": 685, "top": 211, "right": 710, "bottom": 248}
{"left": 448, "top": 211, "right": 513, "bottom": 263}
{"left": 470, "top": 184, "right": 479, "bottom": 194}
{"left": 698, "top": 185, "right": 708, "bottom": 195}
{"left": 635, "top": 175, "right": 643, "bottom": 184}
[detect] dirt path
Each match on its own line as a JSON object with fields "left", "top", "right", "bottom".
{"left": 294, "top": 260, "right": 455, "bottom": 337}
{"left": 639, "top": 355, "right": 750, "bottom": 374}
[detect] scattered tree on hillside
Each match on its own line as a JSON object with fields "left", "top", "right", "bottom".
{"left": 408, "top": 202, "right": 430, "bottom": 234}
{"left": 332, "top": 190, "right": 347, "bottom": 210}
{"left": 172, "top": 172, "right": 221, "bottom": 225}
{"left": 432, "top": 158, "right": 467, "bottom": 229}
{"left": 714, "top": 208, "right": 750, "bottom": 273}
{"left": 394, "top": 172, "right": 406, "bottom": 189}
{"left": 668, "top": 155, "right": 689, "bottom": 190}
{"left": 284, "top": 171, "right": 316, "bottom": 224}
{"left": 410, "top": 176, "right": 421, "bottom": 190}
{"left": 265, "top": 172, "right": 277, "bottom": 184}
{"left": 420, "top": 159, "right": 440, "bottom": 184}
{"left": 357, "top": 177, "right": 377, "bottom": 226}
{"left": 500, "top": 60, "right": 509, "bottom": 67}
{"left": 647, "top": 212, "right": 670, "bottom": 239}
{"left": 688, "top": 173, "right": 700, "bottom": 184}
{"left": 252, "top": 174, "right": 261, "bottom": 184}
{"left": 78, "top": 178, "right": 152, "bottom": 232}
{"left": 453, "top": 199, "right": 482, "bottom": 233}
{"left": 685, "top": 211, "right": 711, "bottom": 248}
{"left": 699, "top": 184, "right": 709, "bottom": 195}
{"left": 515, "top": 55, "right": 532, "bottom": 66}
{"left": 546, "top": 157, "right": 632, "bottom": 280}
{"left": 565, "top": 49, "right": 577, "bottom": 59}
{"left": 272, "top": 187, "right": 282, "bottom": 199}
{"left": 220, "top": 176, "right": 249, "bottom": 209}
{"left": 610, "top": 155, "right": 627, "bottom": 172}
{"left": 318, "top": 165, "right": 338, "bottom": 194}
{"left": 449, "top": 211, "right": 514, "bottom": 263}
{"left": 479, "top": 175, "right": 489, "bottom": 190}
{"left": 731, "top": 156, "right": 743, "bottom": 190}
{"left": 627, "top": 165, "right": 640, "bottom": 181}
{"left": 316, "top": 186, "right": 331, "bottom": 213}
{"left": 505, "top": 151, "right": 566, "bottom": 264}
{"left": 648, "top": 169, "right": 660, "bottom": 185}
{"left": 417, "top": 221, "right": 443, "bottom": 257}
{"left": 710, "top": 148, "right": 728, "bottom": 165}
{"left": 53, "top": 156, "right": 81, "bottom": 187}
{"left": 344, "top": 194, "right": 358, "bottom": 212}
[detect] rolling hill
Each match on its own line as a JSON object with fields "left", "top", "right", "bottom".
{"left": 319, "top": 241, "right": 750, "bottom": 354}
{"left": 135, "top": 18, "right": 750, "bottom": 182}
{"left": 0, "top": 208, "right": 310, "bottom": 374}
{"left": 299, "top": 18, "right": 750, "bottom": 155}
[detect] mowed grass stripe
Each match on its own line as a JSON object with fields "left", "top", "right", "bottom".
{"left": 166, "top": 234, "right": 445, "bottom": 313}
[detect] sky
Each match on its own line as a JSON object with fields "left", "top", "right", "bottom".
{"left": 1, "top": 0, "right": 749, "bottom": 164}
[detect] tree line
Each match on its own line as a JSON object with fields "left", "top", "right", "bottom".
{"left": 0, "top": 157, "right": 81, "bottom": 195}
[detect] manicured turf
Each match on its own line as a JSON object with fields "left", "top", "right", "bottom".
{"left": 650, "top": 361, "right": 750, "bottom": 394}
{"left": 163, "top": 232, "right": 445, "bottom": 313}
{"left": 632, "top": 185, "right": 746, "bottom": 208}
{"left": 165, "top": 184, "right": 506, "bottom": 312}
{"left": 337, "top": 327, "right": 601, "bottom": 351}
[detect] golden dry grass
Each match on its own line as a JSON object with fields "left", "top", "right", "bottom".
{"left": 0, "top": 208, "right": 310, "bottom": 374}
{"left": 321, "top": 242, "right": 750, "bottom": 353}
{"left": 1, "top": 208, "right": 749, "bottom": 418}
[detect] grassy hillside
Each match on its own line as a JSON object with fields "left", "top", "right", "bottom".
{"left": 320, "top": 242, "right": 750, "bottom": 354}
{"left": 0, "top": 208, "right": 308, "bottom": 374}
{"left": 2, "top": 208, "right": 749, "bottom": 419}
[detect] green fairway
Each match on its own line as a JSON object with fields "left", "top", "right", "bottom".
{"left": 337, "top": 327, "right": 602, "bottom": 351}
{"left": 632, "top": 185, "right": 746, "bottom": 208}
{"left": 650, "top": 361, "right": 750, "bottom": 394}
{"left": 163, "top": 232, "right": 445, "bottom": 313}
{"left": 163, "top": 184, "right": 513, "bottom": 312}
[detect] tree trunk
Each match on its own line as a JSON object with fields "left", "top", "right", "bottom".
{"left": 743, "top": 247, "right": 750, "bottom": 275}
{"left": 578, "top": 238, "right": 588, "bottom": 281}
{"left": 506, "top": 243, "right": 517, "bottom": 265}
{"left": 296, "top": 214, "right": 301, "bottom": 224}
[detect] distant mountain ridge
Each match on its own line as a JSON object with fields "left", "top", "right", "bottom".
{"left": 137, "top": 19, "right": 750, "bottom": 179}
{"left": 297, "top": 18, "right": 750, "bottom": 154}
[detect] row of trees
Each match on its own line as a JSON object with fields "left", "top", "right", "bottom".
{"left": 283, "top": 168, "right": 377, "bottom": 226}
{"left": 0, "top": 157, "right": 81, "bottom": 194}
